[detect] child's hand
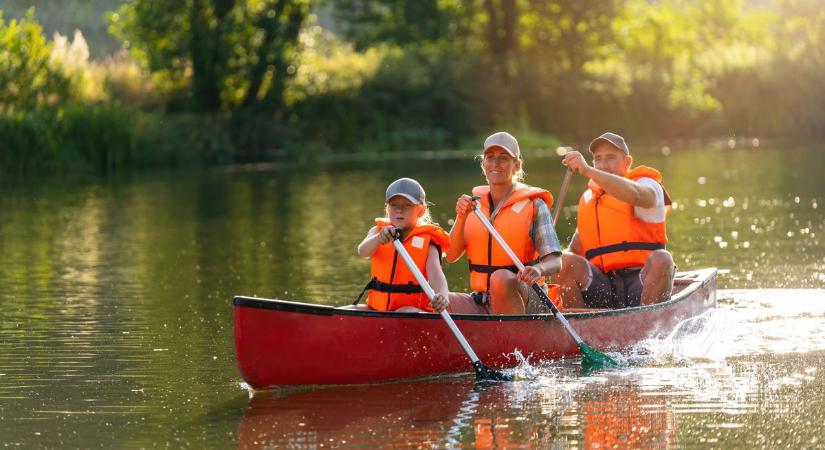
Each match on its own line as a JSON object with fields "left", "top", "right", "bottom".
{"left": 430, "top": 293, "right": 449, "bottom": 312}
{"left": 377, "top": 226, "right": 396, "bottom": 244}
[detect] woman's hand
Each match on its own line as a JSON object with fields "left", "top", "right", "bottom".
{"left": 455, "top": 194, "right": 474, "bottom": 217}
{"left": 430, "top": 293, "right": 450, "bottom": 312}
{"left": 517, "top": 266, "right": 542, "bottom": 285}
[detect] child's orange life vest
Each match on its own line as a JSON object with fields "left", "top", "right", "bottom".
{"left": 365, "top": 218, "right": 451, "bottom": 312}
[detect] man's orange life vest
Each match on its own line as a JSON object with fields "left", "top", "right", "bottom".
{"left": 464, "top": 185, "right": 554, "bottom": 293}
{"left": 576, "top": 166, "right": 671, "bottom": 273}
{"left": 365, "top": 218, "right": 451, "bottom": 312}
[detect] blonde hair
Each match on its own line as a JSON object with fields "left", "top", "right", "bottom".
{"left": 476, "top": 153, "right": 526, "bottom": 184}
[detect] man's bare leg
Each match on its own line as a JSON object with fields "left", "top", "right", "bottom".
{"left": 640, "top": 249, "right": 675, "bottom": 305}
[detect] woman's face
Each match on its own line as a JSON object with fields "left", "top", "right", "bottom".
{"left": 482, "top": 147, "right": 520, "bottom": 186}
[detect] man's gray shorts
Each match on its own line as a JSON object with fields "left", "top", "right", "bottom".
{"left": 581, "top": 261, "right": 644, "bottom": 308}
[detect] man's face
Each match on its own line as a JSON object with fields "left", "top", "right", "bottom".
{"left": 592, "top": 142, "right": 631, "bottom": 176}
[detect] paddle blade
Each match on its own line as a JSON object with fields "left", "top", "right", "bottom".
{"left": 578, "top": 342, "right": 619, "bottom": 373}
{"left": 472, "top": 361, "right": 513, "bottom": 382}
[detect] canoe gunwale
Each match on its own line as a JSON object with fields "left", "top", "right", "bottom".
{"left": 233, "top": 268, "right": 717, "bottom": 322}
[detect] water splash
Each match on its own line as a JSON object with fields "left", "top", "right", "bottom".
{"left": 623, "top": 289, "right": 825, "bottom": 366}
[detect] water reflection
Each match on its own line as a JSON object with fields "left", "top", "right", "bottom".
{"left": 237, "top": 371, "right": 682, "bottom": 449}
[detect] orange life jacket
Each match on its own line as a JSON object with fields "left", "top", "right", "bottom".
{"left": 365, "top": 218, "right": 451, "bottom": 312}
{"left": 464, "top": 185, "right": 554, "bottom": 293}
{"left": 576, "top": 166, "right": 671, "bottom": 272}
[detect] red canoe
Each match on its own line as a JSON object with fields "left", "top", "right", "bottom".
{"left": 234, "top": 268, "right": 717, "bottom": 389}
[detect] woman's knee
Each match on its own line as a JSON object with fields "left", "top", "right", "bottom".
{"left": 489, "top": 269, "right": 518, "bottom": 291}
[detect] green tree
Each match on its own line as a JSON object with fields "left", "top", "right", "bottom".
{"left": 328, "top": 0, "right": 472, "bottom": 50}
{"left": 0, "top": 9, "right": 70, "bottom": 113}
{"left": 109, "top": 0, "right": 310, "bottom": 113}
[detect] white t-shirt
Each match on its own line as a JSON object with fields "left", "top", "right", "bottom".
{"left": 634, "top": 177, "right": 666, "bottom": 223}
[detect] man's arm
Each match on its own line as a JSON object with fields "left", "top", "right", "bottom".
{"left": 586, "top": 167, "right": 658, "bottom": 208}
{"left": 567, "top": 230, "right": 583, "bottom": 255}
{"left": 563, "top": 151, "right": 658, "bottom": 208}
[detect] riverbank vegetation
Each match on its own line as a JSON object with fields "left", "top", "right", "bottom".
{"left": 1, "top": 1, "right": 824, "bottom": 175}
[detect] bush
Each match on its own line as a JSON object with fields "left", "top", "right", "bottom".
{"left": 288, "top": 40, "right": 495, "bottom": 153}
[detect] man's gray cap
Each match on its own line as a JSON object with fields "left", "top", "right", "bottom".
{"left": 483, "top": 131, "right": 520, "bottom": 159}
{"left": 589, "top": 132, "right": 630, "bottom": 155}
{"left": 386, "top": 178, "right": 425, "bottom": 204}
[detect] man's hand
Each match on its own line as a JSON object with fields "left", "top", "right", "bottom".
{"left": 562, "top": 151, "right": 592, "bottom": 176}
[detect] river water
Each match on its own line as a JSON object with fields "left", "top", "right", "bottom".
{"left": 1, "top": 142, "right": 823, "bottom": 448}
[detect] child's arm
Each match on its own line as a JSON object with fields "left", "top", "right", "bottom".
{"left": 357, "top": 226, "right": 395, "bottom": 258}
{"left": 425, "top": 246, "right": 450, "bottom": 312}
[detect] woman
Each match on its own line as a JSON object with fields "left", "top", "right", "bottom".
{"left": 446, "top": 132, "right": 563, "bottom": 314}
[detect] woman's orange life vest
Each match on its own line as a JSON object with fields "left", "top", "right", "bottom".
{"left": 365, "top": 218, "right": 451, "bottom": 312}
{"left": 463, "top": 185, "right": 554, "bottom": 293}
{"left": 576, "top": 166, "right": 671, "bottom": 273}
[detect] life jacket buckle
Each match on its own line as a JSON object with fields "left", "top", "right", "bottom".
{"left": 471, "top": 291, "right": 489, "bottom": 306}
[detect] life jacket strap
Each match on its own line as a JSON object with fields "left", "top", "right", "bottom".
{"left": 353, "top": 278, "right": 424, "bottom": 305}
{"left": 367, "top": 278, "right": 423, "bottom": 294}
{"left": 585, "top": 242, "right": 665, "bottom": 260}
{"left": 468, "top": 259, "right": 540, "bottom": 275}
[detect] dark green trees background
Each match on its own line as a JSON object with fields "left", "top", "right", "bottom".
{"left": 1, "top": 0, "right": 824, "bottom": 175}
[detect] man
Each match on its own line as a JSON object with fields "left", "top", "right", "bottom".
{"left": 553, "top": 132, "right": 674, "bottom": 308}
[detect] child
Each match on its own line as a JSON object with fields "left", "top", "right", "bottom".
{"left": 356, "top": 178, "right": 451, "bottom": 312}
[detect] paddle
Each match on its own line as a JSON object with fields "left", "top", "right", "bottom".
{"left": 469, "top": 189, "right": 618, "bottom": 371}
{"left": 390, "top": 231, "right": 512, "bottom": 381}
{"left": 552, "top": 169, "right": 574, "bottom": 226}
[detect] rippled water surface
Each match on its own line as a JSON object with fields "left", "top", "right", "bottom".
{"left": 1, "top": 143, "right": 823, "bottom": 448}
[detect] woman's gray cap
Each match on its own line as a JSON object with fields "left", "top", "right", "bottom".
{"left": 589, "top": 132, "right": 630, "bottom": 155}
{"left": 385, "top": 178, "right": 425, "bottom": 204}
{"left": 483, "top": 131, "right": 520, "bottom": 159}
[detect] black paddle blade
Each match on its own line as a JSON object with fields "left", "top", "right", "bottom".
{"left": 472, "top": 361, "right": 512, "bottom": 381}
{"left": 579, "top": 342, "right": 619, "bottom": 373}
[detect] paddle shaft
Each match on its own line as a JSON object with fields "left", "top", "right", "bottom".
{"left": 552, "top": 169, "right": 574, "bottom": 226}
{"left": 470, "top": 204, "right": 585, "bottom": 346}
{"left": 390, "top": 239, "right": 482, "bottom": 364}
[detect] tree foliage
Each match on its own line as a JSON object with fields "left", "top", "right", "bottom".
{"left": 0, "top": 9, "right": 70, "bottom": 113}
{"left": 109, "top": 0, "right": 310, "bottom": 113}
{"left": 328, "top": 0, "right": 473, "bottom": 50}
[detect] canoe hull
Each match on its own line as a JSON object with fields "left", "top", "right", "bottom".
{"left": 234, "top": 268, "right": 716, "bottom": 388}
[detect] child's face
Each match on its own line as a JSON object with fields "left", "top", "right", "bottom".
{"left": 386, "top": 196, "right": 422, "bottom": 230}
